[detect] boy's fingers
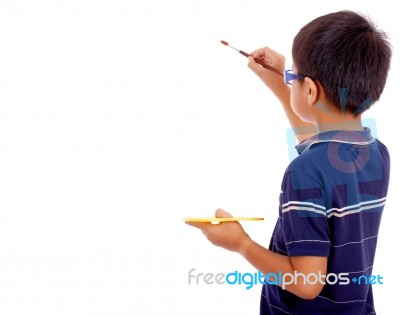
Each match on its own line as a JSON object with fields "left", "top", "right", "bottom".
{"left": 247, "top": 56, "right": 265, "bottom": 75}
{"left": 251, "top": 47, "right": 269, "bottom": 59}
{"left": 251, "top": 50, "right": 263, "bottom": 59}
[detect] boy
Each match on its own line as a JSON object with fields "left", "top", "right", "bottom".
{"left": 186, "top": 11, "right": 392, "bottom": 314}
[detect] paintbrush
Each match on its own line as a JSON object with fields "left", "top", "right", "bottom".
{"left": 220, "top": 40, "right": 283, "bottom": 77}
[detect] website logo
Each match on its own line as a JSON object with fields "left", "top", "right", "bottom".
{"left": 188, "top": 268, "right": 383, "bottom": 290}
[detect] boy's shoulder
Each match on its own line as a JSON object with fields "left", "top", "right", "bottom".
{"left": 285, "top": 128, "right": 389, "bottom": 182}
{"left": 282, "top": 128, "right": 390, "bottom": 207}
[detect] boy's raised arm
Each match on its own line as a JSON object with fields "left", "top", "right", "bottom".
{"left": 247, "top": 47, "right": 316, "bottom": 142}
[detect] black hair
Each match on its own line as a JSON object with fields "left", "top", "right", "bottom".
{"left": 292, "top": 10, "right": 392, "bottom": 114}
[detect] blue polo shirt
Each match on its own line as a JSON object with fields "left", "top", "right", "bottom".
{"left": 261, "top": 128, "right": 390, "bottom": 315}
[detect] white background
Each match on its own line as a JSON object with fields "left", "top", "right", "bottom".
{"left": 0, "top": 0, "right": 398, "bottom": 314}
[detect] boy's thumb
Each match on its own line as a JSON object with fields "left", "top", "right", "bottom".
{"left": 215, "top": 208, "right": 233, "bottom": 218}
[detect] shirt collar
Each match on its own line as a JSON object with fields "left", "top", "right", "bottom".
{"left": 295, "top": 127, "right": 375, "bottom": 155}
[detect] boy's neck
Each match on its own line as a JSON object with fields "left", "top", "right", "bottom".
{"left": 315, "top": 115, "right": 363, "bottom": 134}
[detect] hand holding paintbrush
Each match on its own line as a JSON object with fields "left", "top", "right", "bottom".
{"left": 220, "top": 40, "right": 283, "bottom": 77}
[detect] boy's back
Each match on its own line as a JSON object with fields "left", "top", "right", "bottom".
{"left": 186, "top": 10, "right": 392, "bottom": 315}
{"left": 262, "top": 128, "right": 390, "bottom": 314}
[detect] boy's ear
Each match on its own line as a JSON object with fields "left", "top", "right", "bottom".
{"left": 304, "top": 77, "right": 318, "bottom": 106}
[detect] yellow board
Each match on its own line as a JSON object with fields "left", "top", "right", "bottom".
{"left": 183, "top": 217, "right": 264, "bottom": 224}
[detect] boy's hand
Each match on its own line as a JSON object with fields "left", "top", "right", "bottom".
{"left": 247, "top": 46, "right": 315, "bottom": 142}
{"left": 247, "top": 47, "right": 286, "bottom": 89}
{"left": 186, "top": 209, "right": 251, "bottom": 253}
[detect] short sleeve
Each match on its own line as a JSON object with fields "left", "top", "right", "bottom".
{"left": 280, "top": 169, "right": 330, "bottom": 257}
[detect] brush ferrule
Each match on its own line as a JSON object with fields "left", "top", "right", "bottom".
{"left": 228, "top": 44, "right": 240, "bottom": 52}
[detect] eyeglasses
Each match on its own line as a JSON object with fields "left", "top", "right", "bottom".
{"left": 284, "top": 69, "right": 307, "bottom": 85}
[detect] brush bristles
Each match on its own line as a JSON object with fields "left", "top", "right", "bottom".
{"left": 220, "top": 40, "right": 228, "bottom": 46}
